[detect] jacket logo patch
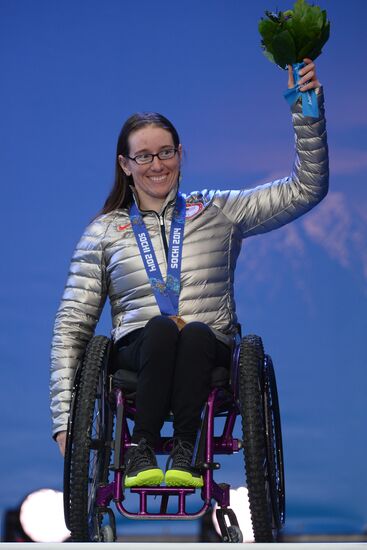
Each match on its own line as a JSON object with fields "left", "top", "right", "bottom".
{"left": 186, "top": 203, "right": 203, "bottom": 219}
{"left": 117, "top": 223, "right": 131, "bottom": 231}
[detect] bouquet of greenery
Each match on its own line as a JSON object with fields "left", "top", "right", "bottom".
{"left": 258, "top": 0, "right": 330, "bottom": 117}
{"left": 259, "top": 0, "right": 330, "bottom": 69}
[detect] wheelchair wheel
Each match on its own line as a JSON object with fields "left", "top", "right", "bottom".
{"left": 64, "top": 336, "right": 114, "bottom": 542}
{"left": 263, "top": 354, "right": 286, "bottom": 528}
{"left": 238, "top": 335, "right": 285, "bottom": 542}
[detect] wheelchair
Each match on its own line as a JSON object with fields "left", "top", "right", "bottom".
{"left": 63, "top": 330, "right": 285, "bottom": 543}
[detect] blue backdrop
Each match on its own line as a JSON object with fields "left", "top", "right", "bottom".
{"left": 1, "top": 0, "right": 366, "bottom": 537}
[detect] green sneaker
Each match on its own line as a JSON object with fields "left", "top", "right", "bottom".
{"left": 123, "top": 439, "right": 164, "bottom": 488}
{"left": 165, "top": 440, "right": 203, "bottom": 488}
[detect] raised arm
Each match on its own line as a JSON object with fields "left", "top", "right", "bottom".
{"left": 214, "top": 58, "right": 329, "bottom": 237}
{"left": 50, "top": 217, "right": 110, "bottom": 440}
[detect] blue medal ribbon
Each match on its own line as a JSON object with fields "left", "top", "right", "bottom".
{"left": 129, "top": 193, "right": 186, "bottom": 317}
{"left": 283, "top": 62, "right": 319, "bottom": 118}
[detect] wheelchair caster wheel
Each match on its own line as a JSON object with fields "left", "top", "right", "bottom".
{"left": 228, "top": 525, "right": 243, "bottom": 543}
{"left": 100, "top": 524, "right": 115, "bottom": 542}
{"left": 221, "top": 525, "right": 243, "bottom": 543}
{"left": 216, "top": 507, "right": 243, "bottom": 543}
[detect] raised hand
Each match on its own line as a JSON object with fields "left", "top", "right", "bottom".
{"left": 288, "top": 58, "right": 321, "bottom": 90}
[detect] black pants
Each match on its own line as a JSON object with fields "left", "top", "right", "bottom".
{"left": 112, "top": 316, "right": 231, "bottom": 448}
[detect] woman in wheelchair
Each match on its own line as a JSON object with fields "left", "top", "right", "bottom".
{"left": 51, "top": 59, "right": 328, "bottom": 494}
{"left": 111, "top": 315, "right": 231, "bottom": 488}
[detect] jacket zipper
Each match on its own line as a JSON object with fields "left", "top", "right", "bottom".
{"left": 159, "top": 214, "right": 169, "bottom": 261}
{"left": 134, "top": 201, "right": 170, "bottom": 262}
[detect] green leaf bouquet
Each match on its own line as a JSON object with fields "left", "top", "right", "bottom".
{"left": 258, "top": 0, "right": 330, "bottom": 70}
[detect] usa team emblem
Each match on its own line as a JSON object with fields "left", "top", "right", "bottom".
{"left": 185, "top": 203, "right": 203, "bottom": 219}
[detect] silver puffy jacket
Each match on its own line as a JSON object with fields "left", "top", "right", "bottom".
{"left": 50, "top": 89, "right": 328, "bottom": 436}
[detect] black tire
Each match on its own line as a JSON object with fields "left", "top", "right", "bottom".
{"left": 238, "top": 335, "right": 285, "bottom": 542}
{"left": 63, "top": 359, "right": 83, "bottom": 530}
{"left": 63, "top": 336, "right": 114, "bottom": 542}
{"left": 263, "top": 354, "right": 286, "bottom": 529}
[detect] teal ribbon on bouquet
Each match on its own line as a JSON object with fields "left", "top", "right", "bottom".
{"left": 283, "top": 62, "right": 319, "bottom": 118}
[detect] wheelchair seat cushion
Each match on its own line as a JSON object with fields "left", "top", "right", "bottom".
{"left": 112, "top": 366, "right": 229, "bottom": 392}
{"left": 112, "top": 369, "right": 138, "bottom": 393}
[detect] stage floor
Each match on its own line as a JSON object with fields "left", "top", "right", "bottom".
{"left": 1, "top": 543, "right": 367, "bottom": 549}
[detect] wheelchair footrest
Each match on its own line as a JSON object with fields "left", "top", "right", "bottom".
{"left": 130, "top": 486, "right": 195, "bottom": 495}
{"left": 117, "top": 486, "right": 200, "bottom": 519}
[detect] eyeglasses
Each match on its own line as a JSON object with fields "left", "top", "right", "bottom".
{"left": 127, "top": 148, "right": 178, "bottom": 165}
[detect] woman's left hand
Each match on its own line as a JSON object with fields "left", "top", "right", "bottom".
{"left": 287, "top": 58, "right": 321, "bottom": 90}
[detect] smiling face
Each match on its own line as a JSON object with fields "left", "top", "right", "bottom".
{"left": 118, "top": 125, "right": 182, "bottom": 212}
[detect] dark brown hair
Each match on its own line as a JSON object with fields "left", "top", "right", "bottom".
{"left": 100, "top": 112, "right": 180, "bottom": 214}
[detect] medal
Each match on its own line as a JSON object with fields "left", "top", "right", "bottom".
{"left": 169, "top": 315, "right": 186, "bottom": 331}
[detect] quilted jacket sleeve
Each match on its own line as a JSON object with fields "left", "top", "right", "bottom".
{"left": 50, "top": 217, "right": 109, "bottom": 437}
{"left": 214, "top": 87, "right": 329, "bottom": 236}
